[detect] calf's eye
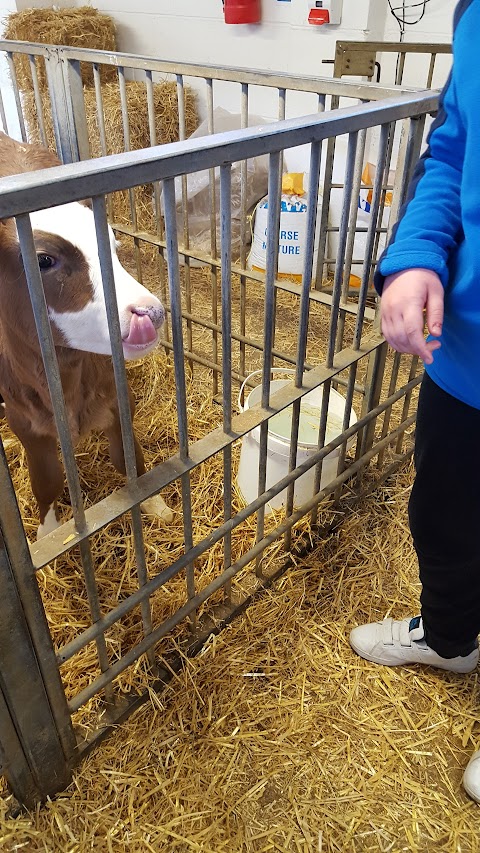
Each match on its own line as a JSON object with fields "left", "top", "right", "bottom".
{"left": 37, "top": 253, "right": 56, "bottom": 270}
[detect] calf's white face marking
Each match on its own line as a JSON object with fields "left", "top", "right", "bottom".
{"left": 29, "top": 202, "right": 164, "bottom": 360}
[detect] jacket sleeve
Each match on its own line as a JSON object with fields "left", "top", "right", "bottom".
{"left": 374, "top": 63, "right": 466, "bottom": 294}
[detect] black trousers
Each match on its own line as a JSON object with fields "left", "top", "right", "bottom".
{"left": 409, "top": 373, "right": 480, "bottom": 658}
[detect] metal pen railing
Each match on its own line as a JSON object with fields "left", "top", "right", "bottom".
{"left": 0, "top": 46, "right": 438, "bottom": 806}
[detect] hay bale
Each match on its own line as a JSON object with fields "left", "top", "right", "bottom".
{"left": 22, "top": 80, "right": 198, "bottom": 228}
{"left": 85, "top": 81, "right": 198, "bottom": 156}
{"left": 23, "top": 80, "right": 198, "bottom": 155}
{"left": 4, "top": 7, "right": 117, "bottom": 92}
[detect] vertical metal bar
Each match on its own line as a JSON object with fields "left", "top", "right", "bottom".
{"left": 314, "top": 94, "right": 339, "bottom": 290}
{"left": 395, "top": 52, "right": 406, "bottom": 86}
{"left": 92, "top": 63, "right": 114, "bottom": 221}
{"left": 356, "top": 340, "right": 388, "bottom": 477}
{"left": 6, "top": 52, "right": 27, "bottom": 142}
{"left": 336, "top": 125, "right": 368, "bottom": 352}
{"left": 295, "top": 142, "right": 322, "bottom": 384}
{"left": 29, "top": 55, "right": 47, "bottom": 146}
{"left": 44, "top": 49, "right": 74, "bottom": 163}
{"left": 91, "top": 195, "right": 155, "bottom": 665}
{"left": 176, "top": 73, "right": 193, "bottom": 369}
{"left": 255, "top": 151, "right": 282, "bottom": 575}
{"left": 395, "top": 355, "right": 420, "bottom": 454}
{"left": 163, "top": 178, "right": 190, "bottom": 460}
{"left": 327, "top": 131, "right": 358, "bottom": 368}
{"left": 93, "top": 64, "right": 108, "bottom": 156}
{"left": 239, "top": 82, "right": 249, "bottom": 401}
{"left": 402, "top": 114, "right": 426, "bottom": 195}
{"left": 62, "top": 58, "right": 90, "bottom": 161}
{"left": 207, "top": 79, "right": 219, "bottom": 395}
{"left": 426, "top": 53, "right": 437, "bottom": 89}
{"left": 220, "top": 164, "right": 233, "bottom": 603}
{"left": 333, "top": 362, "right": 358, "bottom": 504}
{"left": 0, "top": 683, "right": 42, "bottom": 808}
{"left": 261, "top": 154, "right": 283, "bottom": 398}
{"left": 353, "top": 123, "right": 389, "bottom": 349}
{"left": 163, "top": 177, "right": 196, "bottom": 625}
{"left": 377, "top": 350, "right": 402, "bottom": 470}
{"left": 309, "top": 377, "right": 333, "bottom": 527}
{"left": 386, "top": 118, "right": 409, "bottom": 232}
{"left": 15, "top": 213, "right": 113, "bottom": 699}
{"left": 145, "top": 70, "right": 158, "bottom": 147}
{"left": 284, "top": 140, "right": 322, "bottom": 549}
{"left": 0, "top": 533, "right": 72, "bottom": 801}
{"left": 146, "top": 70, "right": 170, "bottom": 346}
{"left": 118, "top": 66, "right": 143, "bottom": 282}
{"left": 0, "top": 84, "right": 8, "bottom": 135}
{"left": 371, "top": 117, "right": 397, "bottom": 279}
{"left": 0, "top": 445, "right": 77, "bottom": 769}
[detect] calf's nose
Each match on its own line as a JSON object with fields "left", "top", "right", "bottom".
{"left": 130, "top": 303, "right": 165, "bottom": 330}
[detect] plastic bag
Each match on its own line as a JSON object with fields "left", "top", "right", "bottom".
{"left": 168, "top": 107, "right": 270, "bottom": 265}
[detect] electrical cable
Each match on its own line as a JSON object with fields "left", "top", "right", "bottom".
{"left": 388, "top": 0, "right": 433, "bottom": 40}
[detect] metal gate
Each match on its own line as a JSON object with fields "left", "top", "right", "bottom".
{"left": 0, "top": 42, "right": 439, "bottom": 806}
{"left": 333, "top": 40, "right": 451, "bottom": 87}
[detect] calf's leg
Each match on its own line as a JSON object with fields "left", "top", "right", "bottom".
{"left": 13, "top": 428, "right": 63, "bottom": 539}
{"left": 104, "top": 398, "right": 173, "bottom": 523}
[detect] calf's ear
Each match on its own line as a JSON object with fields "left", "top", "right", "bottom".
{"left": 0, "top": 217, "right": 18, "bottom": 249}
{"left": 0, "top": 218, "right": 25, "bottom": 280}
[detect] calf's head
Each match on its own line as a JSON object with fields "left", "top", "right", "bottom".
{"left": 1, "top": 200, "right": 165, "bottom": 361}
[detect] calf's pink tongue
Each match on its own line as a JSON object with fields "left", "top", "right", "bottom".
{"left": 123, "top": 313, "right": 157, "bottom": 346}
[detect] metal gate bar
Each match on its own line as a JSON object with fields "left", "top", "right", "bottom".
{"left": 0, "top": 93, "right": 438, "bottom": 215}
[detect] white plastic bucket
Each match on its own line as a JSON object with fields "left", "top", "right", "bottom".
{"left": 236, "top": 370, "right": 357, "bottom": 514}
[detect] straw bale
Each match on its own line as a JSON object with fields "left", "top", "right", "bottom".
{"left": 3, "top": 7, "right": 117, "bottom": 92}
{"left": 22, "top": 80, "right": 198, "bottom": 228}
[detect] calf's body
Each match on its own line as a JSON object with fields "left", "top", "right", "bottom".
{"left": 0, "top": 133, "right": 171, "bottom": 538}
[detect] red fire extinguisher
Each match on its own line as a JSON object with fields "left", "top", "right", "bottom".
{"left": 223, "top": 0, "right": 261, "bottom": 24}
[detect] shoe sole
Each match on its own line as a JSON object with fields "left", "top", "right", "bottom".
{"left": 349, "top": 640, "right": 478, "bottom": 674}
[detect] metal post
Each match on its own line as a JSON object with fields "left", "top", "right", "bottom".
{"left": 63, "top": 57, "right": 91, "bottom": 161}
{"left": 44, "top": 47, "right": 78, "bottom": 164}
{"left": 0, "top": 537, "right": 73, "bottom": 804}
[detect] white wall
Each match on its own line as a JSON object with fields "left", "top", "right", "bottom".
{"left": 382, "top": 0, "right": 454, "bottom": 89}
{"left": 384, "top": 0, "right": 455, "bottom": 43}
{"left": 95, "top": 0, "right": 379, "bottom": 78}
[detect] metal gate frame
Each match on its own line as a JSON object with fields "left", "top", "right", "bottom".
{"left": 333, "top": 40, "right": 452, "bottom": 87}
{"left": 0, "top": 443, "right": 75, "bottom": 807}
{"left": 0, "top": 43, "right": 440, "bottom": 806}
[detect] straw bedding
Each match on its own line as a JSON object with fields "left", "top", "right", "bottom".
{"left": 2, "top": 461, "right": 480, "bottom": 851}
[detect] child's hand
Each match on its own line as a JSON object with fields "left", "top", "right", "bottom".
{"left": 381, "top": 268, "right": 444, "bottom": 365}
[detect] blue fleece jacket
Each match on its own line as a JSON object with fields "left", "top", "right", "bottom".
{"left": 375, "top": 0, "right": 480, "bottom": 409}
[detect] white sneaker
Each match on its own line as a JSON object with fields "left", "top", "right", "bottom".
{"left": 463, "top": 752, "right": 480, "bottom": 802}
{"left": 349, "top": 616, "right": 479, "bottom": 674}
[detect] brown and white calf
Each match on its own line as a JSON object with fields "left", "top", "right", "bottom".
{"left": 0, "top": 132, "right": 172, "bottom": 539}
